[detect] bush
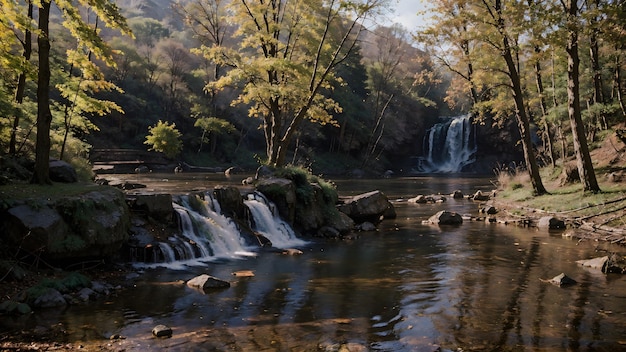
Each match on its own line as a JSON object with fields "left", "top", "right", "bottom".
{"left": 274, "top": 165, "right": 338, "bottom": 205}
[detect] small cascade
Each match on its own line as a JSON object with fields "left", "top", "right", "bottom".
{"left": 419, "top": 115, "right": 477, "bottom": 173}
{"left": 244, "top": 192, "right": 307, "bottom": 248}
{"left": 146, "top": 193, "right": 256, "bottom": 266}
{"left": 135, "top": 191, "right": 307, "bottom": 267}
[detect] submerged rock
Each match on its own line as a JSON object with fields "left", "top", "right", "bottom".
{"left": 282, "top": 249, "right": 303, "bottom": 255}
{"left": 542, "top": 273, "right": 577, "bottom": 287}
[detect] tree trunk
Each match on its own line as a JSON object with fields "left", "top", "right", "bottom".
{"left": 564, "top": 0, "right": 600, "bottom": 193}
{"left": 31, "top": 1, "right": 52, "bottom": 185}
{"left": 588, "top": 0, "right": 607, "bottom": 129}
{"left": 495, "top": 0, "right": 547, "bottom": 195}
{"left": 533, "top": 47, "right": 556, "bottom": 168}
{"left": 9, "top": 1, "right": 33, "bottom": 156}
{"left": 615, "top": 52, "right": 626, "bottom": 120}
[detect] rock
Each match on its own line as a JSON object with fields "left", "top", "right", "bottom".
{"left": 90, "top": 281, "right": 111, "bottom": 295}
{"left": 76, "top": 287, "right": 96, "bottom": 302}
{"left": 0, "top": 187, "right": 130, "bottom": 260}
{"left": 232, "top": 270, "right": 255, "bottom": 277}
{"left": 356, "top": 222, "right": 377, "bottom": 232}
{"left": 408, "top": 195, "right": 428, "bottom": 204}
{"left": 186, "top": 274, "right": 230, "bottom": 291}
{"left": 16, "top": 302, "right": 32, "bottom": 315}
{"left": 33, "top": 288, "right": 67, "bottom": 308}
{"left": 318, "top": 226, "right": 341, "bottom": 238}
{"left": 135, "top": 166, "right": 150, "bottom": 173}
{"left": 543, "top": 273, "right": 577, "bottom": 287}
{"left": 152, "top": 324, "right": 172, "bottom": 338}
{"left": 325, "top": 211, "right": 355, "bottom": 235}
{"left": 49, "top": 159, "right": 78, "bottom": 183}
{"left": 0, "top": 300, "right": 31, "bottom": 315}
{"left": 130, "top": 194, "right": 173, "bottom": 222}
{"left": 282, "top": 248, "right": 303, "bottom": 255}
{"left": 382, "top": 170, "right": 394, "bottom": 178}
{"left": 481, "top": 205, "right": 498, "bottom": 214}
{"left": 577, "top": 255, "right": 626, "bottom": 274}
{"left": 451, "top": 190, "right": 464, "bottom": 199}
{"left": 213, "top": 186, "right": 245, "bottom": 219}
{"left": 427, "top": 210, "right": 463, "bottom": 225}
{"left": 472, "top": 190, "right": 490, "bottom": 201}
{"left": 537, "top": 216, "right": 566, "bottom": 230}
{"left": 242, "top": 177, "right": 255, "bottom": 185}
{"left": 255, "top": 178, "right": 297, "bottom": 224}
{"left": 337, "top": 190, "right": 395, "bottom": 224}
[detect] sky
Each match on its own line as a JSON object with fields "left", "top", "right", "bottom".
{"left": 386, "top": 0, "right": 432, "bottom": 31}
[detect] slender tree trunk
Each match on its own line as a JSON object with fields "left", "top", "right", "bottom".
{"left": 495, "top": 0, "right": 547, "bottom": 195}
{"left": 9, "top": 1, "right": 33, "bottom": 156}
{"left": 31, "top": 1, "right": 52, "bottom": 185}
{"left": 533, "top": 47, "right": 556, "bottom": 168}
{"left": 615, "top": 52, "right": 626, "bottom": 119}
{"left": 588, "top": 0, "right": 607, "bottom": 129}
{"left": 564, "top": 0, "right": 600, "bottom": 192}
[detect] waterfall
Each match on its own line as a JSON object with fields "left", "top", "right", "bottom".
{"left": 137, "top": 191, "right": 306, "bottom": 268}
{"left": 419, "top": 115, "right": 477, "bottom": 173}
{"left": 244, "top": 192, "right": 307, "bottom": 248}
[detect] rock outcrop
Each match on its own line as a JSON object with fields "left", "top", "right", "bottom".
{"left": 0, "top": 186, "right": 130, "bottom": 260}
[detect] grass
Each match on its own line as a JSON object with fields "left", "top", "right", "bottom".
{"left": 495, "top": 166, "right": 626, "bottom": 228}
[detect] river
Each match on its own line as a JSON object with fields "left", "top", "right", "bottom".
{"left": 9, "top": 174, "right": 626, "bottom": 351}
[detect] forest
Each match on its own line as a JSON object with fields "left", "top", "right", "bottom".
{"left": 0, "top": 0, "right": 625, "bottom": 187}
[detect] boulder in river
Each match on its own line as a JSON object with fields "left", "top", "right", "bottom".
{"left": 576, "top": 255, "right": 626, "bottom": 274}
{"left": 152, "top": 324, "right": 172, "bottom": 338}
{"left": 186, "top": 274, "right": 231, "bottom": 292}
{"left": 427, "top": 210, "right": 463, "bottom": 225}
{"left": 542, "top": 273, "right": 577, "bottom": 287}
{"left": 337, "top": 190, "right": 395, "bottom": 224}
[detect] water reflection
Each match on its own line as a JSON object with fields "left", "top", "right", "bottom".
{"left": 4, "top": 175, "right": 626, "bottom": 351}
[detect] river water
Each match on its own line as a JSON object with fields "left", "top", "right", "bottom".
{"left": 10, "top": 174, "right": 626, "bottom": 351}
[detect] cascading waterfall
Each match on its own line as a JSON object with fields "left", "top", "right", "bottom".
{"left": 244, "top": 192, "right": 308, "bottom": 248}
{"left": 141, "top": 192, "right": 305, "bottom": 267}
{"left": 419, "top": 115, "right": 477, "bottom": 173}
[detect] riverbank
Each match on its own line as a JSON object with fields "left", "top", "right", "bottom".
{"left": 491, "top": 167, "right": 626, "bottom": 244}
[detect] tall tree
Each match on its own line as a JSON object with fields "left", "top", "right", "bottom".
{"left": 32, "top": 1, "right": 53, "bottom": 184}
{"left": 485, "top": 0, "right": 547, "bottom": 195}
{"left": 199, "top": 0, "right": 386, "bottom": 167}
{"left": 561, "top": 0, "right": 600, "bottom": 192}
{"left": 31, "top": 0, "right": 131, "bottom": 184}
